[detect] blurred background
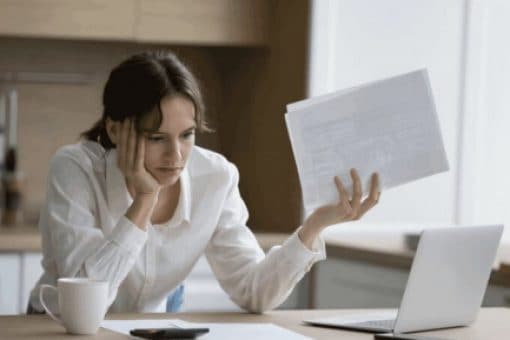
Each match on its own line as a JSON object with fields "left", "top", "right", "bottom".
{"left": 1, "top": 0, "right": 509, "bottom": 315}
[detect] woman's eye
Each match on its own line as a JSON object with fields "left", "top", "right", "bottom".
{"left": 182, "top": 131, "right": 195, "bottom": 139}
{"left": 147, "top": 136, "right": 164, "bottom": 142}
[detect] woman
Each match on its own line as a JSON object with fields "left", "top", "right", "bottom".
{"left": 28, "top": 51, "right": 381, "bottom": 314}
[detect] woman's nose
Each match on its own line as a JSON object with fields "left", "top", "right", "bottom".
{"left": 165, "top": 142, "right": 182, "bottom": 162}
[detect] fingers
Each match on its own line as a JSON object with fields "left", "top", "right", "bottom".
{"left": 117, "top": 119, "right": 129, "bottom": 171}
{"left": 359, "top": 172, "right": 381, "bottom": 217}
{"left": 350, "top": 168, "right": 362, "bottom": 215}
{"left": 369, "top": 172, "right": 380, "bottom": 200}
{"left": 334, "top": 176, "right": 350, "bottom": 204}
{"left": 126, "top": 120, "right": 136, "bottom": 171}
{"left": 135, "top": 130, "right": 145, "bottom": 172}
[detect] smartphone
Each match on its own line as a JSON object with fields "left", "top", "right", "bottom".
{"left": 130, "top": 327, "right": 209, "bottom": 339}
{"left": 375, "top": 333, "right": 452, "bottom": 340}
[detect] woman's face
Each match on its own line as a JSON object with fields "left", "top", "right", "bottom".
{"left": 141, "top": 95, "right": 196, "bottom": 187}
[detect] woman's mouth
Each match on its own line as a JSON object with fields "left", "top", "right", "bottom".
{"left": 158, "top": 167, "right": 183, "bottom": 173}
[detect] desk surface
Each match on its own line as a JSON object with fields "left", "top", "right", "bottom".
{"left": 2, "top": 308, "right": 508, "bottom": 340}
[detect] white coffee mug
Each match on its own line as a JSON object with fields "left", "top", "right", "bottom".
{"left": 39, "top": 278, "right": 109, "bottom": 335}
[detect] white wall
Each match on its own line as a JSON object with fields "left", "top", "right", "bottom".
{"left": 309, "top": 0, "right": 467, "bottom": 225}
{"left": 461, "top": 0, "right": 510, "bottom": 239}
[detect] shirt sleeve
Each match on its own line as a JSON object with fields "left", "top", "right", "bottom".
{"left": 36, "top": 151, "right": 147, "bottom": 309}
{"left": 204, "top": 162, "right": 326, "bottom": 313}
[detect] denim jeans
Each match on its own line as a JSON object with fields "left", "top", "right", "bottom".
{"left": 166, "top": 284, "right": 184, "bottom": 312}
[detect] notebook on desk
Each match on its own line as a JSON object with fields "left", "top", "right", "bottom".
{"left": 304, "top": 225, "right": 503, "bottom": 334}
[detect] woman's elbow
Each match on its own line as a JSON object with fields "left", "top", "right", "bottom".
{"left": 238, "top": 298, "right": 278, "bottom": 314}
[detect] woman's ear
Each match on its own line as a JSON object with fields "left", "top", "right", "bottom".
{"left": 105, "top": 117, "right": 121, "bottom": 146}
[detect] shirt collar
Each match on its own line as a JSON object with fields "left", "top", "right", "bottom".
{"left": 105, "top": 149, "right": 191, "bottom": 227}
{"left": 168, "top": 164, "right": 191, "bottom": 227}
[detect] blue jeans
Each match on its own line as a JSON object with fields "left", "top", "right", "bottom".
{"left": 166, "top": 284, "right": 184, "bottom": 312}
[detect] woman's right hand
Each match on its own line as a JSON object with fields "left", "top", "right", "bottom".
{"left": 117, "top": 119, "right": 161, "bottom": 199}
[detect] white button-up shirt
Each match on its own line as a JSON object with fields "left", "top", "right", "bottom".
{"left": 29, "top": 140, "right": 326, "bottom": 313}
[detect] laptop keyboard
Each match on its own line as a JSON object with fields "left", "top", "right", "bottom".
{"left": 347, "top": 318, "right": 395, "bottom": 330}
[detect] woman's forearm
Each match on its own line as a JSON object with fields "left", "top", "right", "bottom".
{"left": 298, "top": 219, "right": 325, "bottom": 250}
{"left": 125, "top": 194, "right": 158, "bottom": 230}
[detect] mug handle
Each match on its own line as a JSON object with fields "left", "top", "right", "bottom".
{"left": 39, "top": 284, "right": 63, "bottom": 325}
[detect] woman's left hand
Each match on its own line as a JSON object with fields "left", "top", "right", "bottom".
{"left": 298, "top": 169, "right": 381, "bottom": 249}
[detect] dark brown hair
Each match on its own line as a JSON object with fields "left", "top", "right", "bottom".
{"left": 81, "top": 51, "right": 209, "bottom": 149}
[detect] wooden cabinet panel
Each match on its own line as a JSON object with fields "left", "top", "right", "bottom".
{"left": 135, "top": 0, "right": 269, "bottom": 46}
{"left": 0, "top": 0, "right": 136, "bottom": 40}
{"left": 0, "top": 0, "right": 268, "bottom": 45}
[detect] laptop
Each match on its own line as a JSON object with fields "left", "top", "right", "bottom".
{"left": 304, "top": 224, "right": 504, "bottom": 334}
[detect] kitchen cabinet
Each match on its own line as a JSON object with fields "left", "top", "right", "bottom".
{"left": 135, "top": 0, "right": 268, "bottom": 46}
{"left": 314, "top": 258, "right": 409, "bottom": 309}
{"left": 313, "top": 257, "right": 510, "bottom": 309}
{"left": 0, "top": 251, "right": 306, "bottom": 314}
{"left": 20, "top": 253, "right": 43, "bottom": 313}
{"left": 0, "top": 0, "right": 269, "bottom": 46}
{"left": 0, "top": 0, "right": 136, "bottom": 41}
{"left": 0, "top": 252, "right": 42, "bottom": 315}
{"left": 0, "top": 254, "right": 20, "bottom": 314}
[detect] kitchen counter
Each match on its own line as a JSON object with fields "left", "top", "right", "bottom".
{"left": 2, "top": 225, "right": 510, "bottom": 286}
{"left": 0, "top": 226, "right": 289, "bottom": 253}
{"left": 0, "top": 225, "right": 40, "bottom": 252}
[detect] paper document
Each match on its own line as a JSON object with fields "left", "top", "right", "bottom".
{"left": 101, "top": 319, "right": 311, "bottom": 339}
{"left": 285, "top": 69, "right": 449, "bottom": 214}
